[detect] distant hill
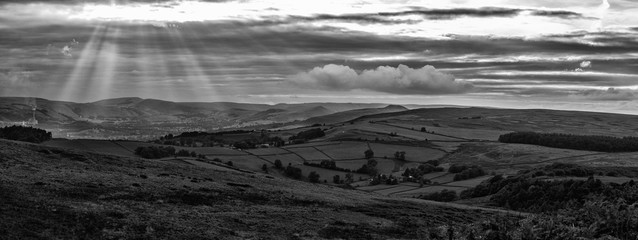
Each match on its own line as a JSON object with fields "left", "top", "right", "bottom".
{"left": 0, "top": 97, "right": 400, "bottom": 139}
{"left": 354, "top": 107, "right": 638, "bottom": 137}
{"left": 302, "top": 104, "right": 409, "bottom": 125}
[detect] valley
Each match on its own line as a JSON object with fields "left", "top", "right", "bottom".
{"left": 3, "top": 97, "right": 638, "bottom": 239}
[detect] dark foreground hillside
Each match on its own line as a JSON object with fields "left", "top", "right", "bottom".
{"left": 0, "top": 139, "right": 510, "bottom": 239}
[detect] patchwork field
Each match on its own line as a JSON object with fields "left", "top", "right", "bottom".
{"left": 442, "top": 142, "right": 598, "bottom": 170}
{"left": 314, "top": 141, "right": 370, "bottom": 160}
{"left": 369, "top": 143, "right": 446, "bottom": 162}
{"left": 286, "top": 147, "right": 332, "bottom": 161}
{"left": 260, "top": 153, "right": 305, "bottom": 166}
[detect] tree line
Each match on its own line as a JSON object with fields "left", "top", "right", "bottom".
{"left": 0, "top": 125, "right": 52, "bottom": 143}
{"left": 499, "top": 131, "right": 638, "bottom": 152}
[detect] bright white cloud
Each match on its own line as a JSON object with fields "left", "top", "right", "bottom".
{"left": 289, "top": 64, "right": 473, "bottom": 94}
{"left": 580, "top": 60, "right": 592, "bottom": 68}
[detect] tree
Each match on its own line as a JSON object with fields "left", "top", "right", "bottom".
{"left": 394, "top": 151, "right": 406, "bottom": 161}
{"left": 421, "top": 127, "right": 426, "bottom": 132}
{"left": 364, "top": 149, "right": 374, "bottom": 159}
{"left": 226, "top": 161, "right": 233, "bottom": 166}
{"left": 285, "top": 165, "right": 303, "bottom": 179}
{"left": 309, "top": 171, "right": 320, "bottom": 183}
{"left": 333, "top": 175, "right": 341, "bottom": 184}
{"left": 262, "top": 164, "right": 268, "bottom": 173}
{"left": 274, "top": 159, "right": 283, "bottom": 169}
{"left": 345, "top": 173, "right": 354, "bottom": 183}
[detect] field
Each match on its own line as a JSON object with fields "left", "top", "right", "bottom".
{"left": 369, "top": 143, "right": 446, "bottom": 162}
{"left": 260, "top": 153, "right": 305, "bottom": 166}
{"left": 442, "top": 142, "right": 598, "bottom": 171}
{"left": 211, "top": 154, "right": 271, "bottom": 172}
{"left": 285, "top": 147, "right": 332, "bottom": 161}
{"left": 245, "top": 147, "right": 290, "bottom": 155}
{"left": 44, "top": 139, "right": 139, "bottom": 157}
{"left": 388, "top": 122, "right": 507, "bottom": 141}
{"left": 314, "top": 141, "right": 370, "bottom": 159}
{"left": 4, "top": 139, "right": 519, "bottom": 239}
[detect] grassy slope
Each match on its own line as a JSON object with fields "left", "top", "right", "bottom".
{"left": 0, "top": 139, "right": 505, "bottom": 240}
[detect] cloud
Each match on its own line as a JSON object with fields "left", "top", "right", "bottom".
{"left": 289, "top": 64, "right": 472, "bottom": 94}
{"left": 573, "top": 87, "right": 636, "bottom": 101}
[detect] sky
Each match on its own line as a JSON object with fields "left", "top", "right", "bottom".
{"left": 1, "top": 0, "right": 638, "bottom": 114}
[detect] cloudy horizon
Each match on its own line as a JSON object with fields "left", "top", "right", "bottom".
{"left": 1, "top": 0, "right": 638, "bottom": 114}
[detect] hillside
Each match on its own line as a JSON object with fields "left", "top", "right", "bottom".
{"left": 0, "top": 139, "right": 510, "bottom": 239}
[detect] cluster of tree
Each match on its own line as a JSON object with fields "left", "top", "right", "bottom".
{"left": 461, "top": 174, "right": 638, "bottom": 213}
{"left": 134, "top": 146, "right": 177, "bottom": 159}
{"left": 418, "top": 189, "right": 458, "bottom": 202}
{"left": 523, "top": 162, "right": 600, "bottom": 178}
{"left": 284, "top": 165, "right": 303, "bottom": 179}
{"left": 0, "top": 125, "right": 52, "bottom": 143}
{"left": 369, "top": 174, "right": 399, "bottom": 185}
{"left": 356, "top": 159, "right": 378, "bottom": 175}
{"left": 402, "top": 161, "right": 444, "bottom": 182}
{"left": 288, "top": 128, "right": 325, "bottom": 142}
{"left": 304, "top": 160, "right": 353, "bottom": 172}
{"left": 394, "top": 151, "right": 406, "bottom": 161}
{"left": 308, "top": 171, "right": 320, "bottom": 183}
{"left": 332, "top": 173, "right": 354, "bottom": 184}
{"left": 453, "top": 166, "right": 486, "bottom": 181}
{"left": 364, "top": 149, "right": 374, "bottom": 159}
{"left": 498, "top": 131, "right": 638, "bottom": 152}
{"left": 157, "top": 130, "right": 285, "bottom": 149}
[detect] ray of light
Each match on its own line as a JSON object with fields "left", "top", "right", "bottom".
{"left": 164, "top": 23, "right": 218, "bottom": 102}
{"left": 88, "top": 26, "right": 121, "bottom": 101}
{"left": 58, "top": 24, "right": 106, "bottom": 102}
